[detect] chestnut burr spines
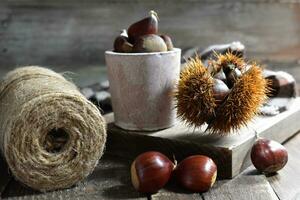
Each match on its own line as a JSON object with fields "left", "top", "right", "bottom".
{"left": 251, "top": 138, "right": 288, "bottom": 174}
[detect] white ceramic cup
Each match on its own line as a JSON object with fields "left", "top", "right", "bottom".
{"left": 105, "top": 48, "right": 181, "bottom": 131}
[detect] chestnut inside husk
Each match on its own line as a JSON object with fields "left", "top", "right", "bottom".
{"left": 175, "top": 52, "right": 269, "bottom": 134}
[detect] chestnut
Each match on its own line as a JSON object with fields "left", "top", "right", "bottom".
{"left": 133, "top": 34, "right": 167, "bottom": 53}
{"left": 131, "top": 151, "right": 174, "bottom": 193}
{"left": 128, "top": 10, "right": 158, "bottom": 43}
{"left": 213, "top": 68, "right": 227, "bottom": 83}
{"left": 160, "top": 34, "right": 174, "bottom": 51}
{"left": 251, "top": 138, "right": 288, "bottom": 174}
{"left": 212, "top": 79, "right": 230, "bottom": 107}
{"left": 113, "top": 29, "right": 133, "bottom": 53}
{"left": 226, "top": 68, "right": 242, "bottom": 88}
{"left": 175, "top": 155, "right": 217, "bottom": 192}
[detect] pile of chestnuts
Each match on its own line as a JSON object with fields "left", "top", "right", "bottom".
{"left": 113, "top": 11, "right": 174, "bottom": 53}
{"left": 130, "top": 151, "right": 217, "bottom": 194}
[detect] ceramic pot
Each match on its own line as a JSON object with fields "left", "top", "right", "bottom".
{"left": 105, "top": 48, "right": 181, "bottom": 131}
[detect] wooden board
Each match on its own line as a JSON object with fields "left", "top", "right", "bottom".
{"left": 1, "top": 155, "right": 282, "bottom": 200}
{"left": 105, "top": 97, "right": 300, "bottom": 179}
{"left": 1, "top": 1, "right": 300, "bottom": 69}
{"left": 3, "top": 127, "right": 300, "bottom": 199}
{"left": 201, "top": 167, "right": 279, "bottom": 200}
{"left": 267, "top": 132, "right": 300, "bottom": 200}
{"left": 1, "top": 155, "right": 146, "bottom": 200}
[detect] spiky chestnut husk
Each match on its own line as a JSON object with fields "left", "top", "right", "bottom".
{"left": 175, "top": 53, "right": 269, "bottom": 134}
{"left": 207, "top": 62, "right": 269, "bottom": 134}
{"left": 213, "top": 52, "right": 245, "bottom": 75}
{"left": 175, "top": 56, "right": 216, "bottom": 127}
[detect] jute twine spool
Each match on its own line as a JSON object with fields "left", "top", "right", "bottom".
{"left": 0, "top": 66, "right": 107, "bottom": 191}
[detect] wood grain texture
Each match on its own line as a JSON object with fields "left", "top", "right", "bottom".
{"left": 2, "top": 134, "right": 300, "bottom": 199}
{"left": 202, "top": 166, "right": 279, "bottom": 200}
{"left": 0, "top": 1, "right": 300, "bottom": 68}
{"left": 106, "top": 122, "right": 233, "bottom": 178}
{"left": 151, "top": 191, "right": 200, "bottom": 200}
{"left": 268, "top": 133, "right": 300, "bottom": 200}
{"left": 1, "top": 155, "right": 146, "bottom": 200}
{"left": 0, "top": 158, "right": 281, "bottom": 200}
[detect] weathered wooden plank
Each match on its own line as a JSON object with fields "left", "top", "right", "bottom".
{"left": 105, "top": 98, "right": 300, "bottom": 179}
{"left": 106, "top": 122, "right": 233, "bottom": 178}
{"left": 267, "top": 132, "right": 300, "bottom": 200}
{"left": 1, "top": 155, "right": 205, "bottom": 200}
{"left": 0, "top": 2, "right": 300, "bottom": 68}
{"left": 151, "top": 191, "right": 200, "bottom": 200}
{"left": 1, "top": 155, "right": 146, "bottom": 200}
{"left": 202, "top": 166, "right": 279, "bottom": 200}
{"left": 204, "top": 133, "right": 300, "bottom": 200}
{"left": 2, "top": 131, "right": 300, "bottom": 199}
{"left": 4, "top": 146, "right": 298, "bottom": 200}
{"left": 150, "top": 175, "right": 203, "bottom": 200}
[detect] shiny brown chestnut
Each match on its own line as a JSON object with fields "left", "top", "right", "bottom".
{"left": 212, "top": 78, "right": 230, "bottom": 107}
{"left": 251, "top": 138, "right": 288, "bottom": 174}
{"left": 128, "top": 10, "right": 158, "bottom": 43}
{"left": 226, "top": 68, "right": 242, "bottom": 88}
{"left": 160, "top": 34, "right": 174, "bottom": 51}
{"left": 113, "top": 30, "right": 133, "bottom": 53}
{"left": 133, "top": 34, "right": 167, "bottom": 53}
{"left": 175, "top": 155, "right": 217, "bottom": 192}
{"left": 131, "top": 151, "right": 174, "bottom": 193}
{"left": 213, "top": 68, "right": 227, "bottom": 83}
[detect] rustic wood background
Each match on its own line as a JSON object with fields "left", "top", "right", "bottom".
{"left": 0, "top": 0, "right": 300, "bottom": 72}
{"left": 0, "top": 1, "right": 300, "bottom": 199}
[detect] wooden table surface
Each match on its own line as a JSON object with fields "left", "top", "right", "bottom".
{"left": 0, "top": 60, "right": 299, "bottom": 200}
{"left": 0, "top": 131, "right": 299, "bottom": 200}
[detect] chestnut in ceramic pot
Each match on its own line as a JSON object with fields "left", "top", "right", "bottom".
{"left": 113, "top": 29, "right": 133, "bottom": 53}
{"left": 251, "top": 138, "right": 288, "bottom": 174}
{"left": 175, "top": 155, "right": 217, "bottom": 192}
{"left": 160, "top": 34, "right": 174, "bottom": 51}
{"left": 128, "top": 10, "right": 158, "bottom": 43}
{"left": 133, "top": 34, "right": 167, "bottom": 53}
{"left": 131, "top": 151, "right": 174, "bottom": 193}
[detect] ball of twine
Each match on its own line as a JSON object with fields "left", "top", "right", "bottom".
{"left": 0, "top": 66, "right": 107, "bottom": 191}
